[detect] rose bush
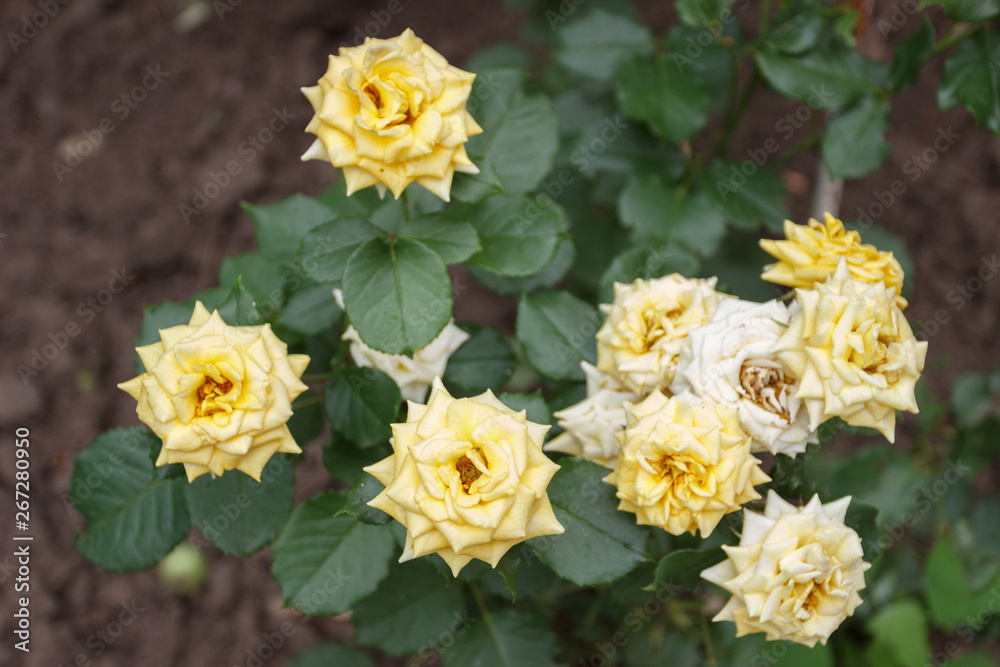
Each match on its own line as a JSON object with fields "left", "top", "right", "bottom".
{"left": 69, "top": 4, "right": 1000, "bottom": 664}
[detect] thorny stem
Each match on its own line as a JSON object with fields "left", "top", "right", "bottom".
{"left": 401, "top": 190, "right": 411, "bottom": 223}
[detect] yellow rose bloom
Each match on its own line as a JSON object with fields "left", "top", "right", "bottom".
{"left": 760, "top": 213, "right": 908, "bottom": 308}
{"left": 301, "top": 28, "right": 483, "bottom": 201}
{"left": 365, "top": 378, "right": 564, "bottom": 576}
{"left": 702, "top": 491, "right": 871, "bottom": 648}
{"left": 596, "top": 275, "right": 726, "bottom": 396}
{"left": 604, "top": 392, "right": 770, "bottom": 537}
{"left": 775, "top": 259, "right": 927, "bottom": 442}
{"left": 118, "top": 302, "right": 310, "bottom": 482}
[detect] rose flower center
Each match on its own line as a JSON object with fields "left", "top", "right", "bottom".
{"left": 196, "top": 376, "right": 234, "bottom": 417}
{"left": 740, "top": 363, "right": 794, "bottom": 420}
{"left": 639, "top": 303, "right": 682, "bottom": 352}
{"left": 456, "top": 453, "right": 485, "bottom": 492}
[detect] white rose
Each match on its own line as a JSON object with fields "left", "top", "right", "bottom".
{"left": 334, "top": 289, "right": 470, "bottom": 402}
{"left": 543, "top": 362, "right": 641, "bottom": 468}
{"left": 671, "top": 298, "right": 817, "bottom": 457}
{"left": 701, "top": 490, "right": 871, "bottom": 647}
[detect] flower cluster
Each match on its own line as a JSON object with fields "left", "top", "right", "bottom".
{"left": 542, "top": 215, "right": 926, "bottom": 644}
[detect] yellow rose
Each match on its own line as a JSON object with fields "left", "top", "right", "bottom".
{"left": 604, "top": 392, "right": 770, "bottom": 537}
{"left": 760, "top": 213, "right": 908, "bottom": 308}
{"left": 775, "top": 259, "right": 927, "bottom": 442}
{"left": 365, "top": 378, "right": 564, "bottom": 576}
{"left": 118, "top": 302, "right": 310, "bottom": 482}
{"left": 596, "top": 274, "right": 726, "bottom": 396}
{"left": 301, "top": 28, "right": 483, "bottom": 201}
{"left": 701, "top": 491, "right": 871, "bottom": 647}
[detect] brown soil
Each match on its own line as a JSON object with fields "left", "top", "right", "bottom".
{"left": 0, "top": 2, "right": 997, "bottom": 666}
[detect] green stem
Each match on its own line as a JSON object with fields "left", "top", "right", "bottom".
{"left": 714, "top": 63, "right": 760, "bottom": 161}
{"left": 932, "top": 22, "right": 975, "bottom": 56}
{"left": 401, "top": 190, "right": 411, "bottom": 223}
{"left": 292, "top": 395, "right": 323, "bottom": 409}
{"left": 758, "top": 0, "right": 772, "bottom": 35}
{"left": 700, "top": 612, "right": 719, "bottom": 667}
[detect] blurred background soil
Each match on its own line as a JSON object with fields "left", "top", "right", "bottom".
{"left": 0, "top": 1, "right": 997, "bottom": 666}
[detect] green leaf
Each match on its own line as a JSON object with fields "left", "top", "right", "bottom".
{"left": 325, "top": 367, "right": 401, "bottom": 448}
{"left": 442, "top": 325, "right": 516, "bottom": 396}
{"left": 287, "top": 396, "right": 325, "bottom": 447}
{"left": 616, "top": 53, "right": 710, "bottom": 142}
{"left": 318, "top": 178, "right": 382, "bottom": 217}
{"left": 923, "top": 535, "right": 1000, "bottom": 630}
{"left": 939, "top": 29, "right": 1000, "bottom": 135}
{"left": 461, "top": 194, "right": 566, "bottom": 277}
{"left": 353, "top": 560, "right": 467, "bottom": 656}
{"left": 598, "top": 245, "right": 701, "bottom": 304}
{"left": 465, "top": 70, "right": 558, "bottom": 193}
{"left": 654, "top": 548, "right": 726, "bottom": 589}
{"left": 617, "top": 177, "right": 728, "bottom": 258}
{"left": 822, "top": 96, "right": 891, "bottom": 178}
{"left": 218, "top": 252, "right": 286, "bottom": 313}
{"left": 398, "top": 214, "right": 481, "bottom": 265}
{"left": 556, "top": 9, "right": 655, "bottom": 81}
{"left": 675, "top": 0, "right": 735, "bottom": 27}
{"left": 336, "top": 475, "right": 390, "bottom": 526}
{"left": 271, "top": 490, "right": 395, "bottom": 616}
{"left": 465, "top": 42, "right": 535, "bottom": 72}
{"left": 445, "top": 609, "right": 560, "bottom": 667}
{"left": 295, "top": 218, "right": 384, "bottom": 285}
{"left": 844, "top": 499, "right": 880, "bottom": 562}
{"left": 289, "top": 643, "right": 375, "bottom": 667}
{"left": 468, "top": 238, "right": 575, "bottom": 296}
{"left": 184, "top": 454, "right": 295, "bottom": 556}
{"left": 217, "top": 278, "right": 264, "bottom": 326}
{"left": 767, "top": 5, "right": 826, "bottom": 55}
{"left": 517, "top": 291, "right": 600, "bottom": 382}
{"left": 277, "top": 282, "right": 342, "bottom": 336}
{"left": 890, "top": 18, "right": 934, "bottom": 92}
{"left": 529, "top": 458, "right": 649, "bottom": 585}
{"left": 342, "top": 238, "right": 452, "bottom": 355}
{"left": 951, "top": 370, "right": 1000, "bottom": 429}
{"left": 866, "top": 598, "right": 930, "bottom": 667}
{"left": 450, "top": 156, "right": 504, "bottom": 203}
{"left": 72, "top": 427, "right": 190, "bottom": 572}
{"left": 703, "top": 160, "right": 789, "bottom": 230}
{"left": 755, "top": 47, "right": 876, "bottom": 111}
{"left": 664, "top": 26, "right": 736, "bottom": 112}
{"left": 322, "top": 432, "right": 389, "bottom": 486}
{"left": 242, "top": 194, "right": 336, "bottom": 262}
{"left": 497, "top": 391, "right": 551, "bottom": 425}
{"left": 924, "top": 0, "right": 1000, "bottom": 21}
